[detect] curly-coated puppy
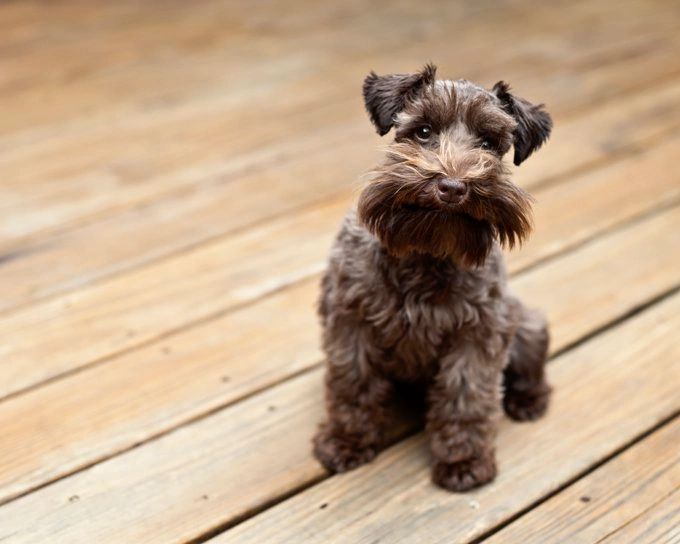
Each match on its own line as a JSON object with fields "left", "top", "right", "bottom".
{"left": 313, "top": 64, "right": 553, "bottom": 491}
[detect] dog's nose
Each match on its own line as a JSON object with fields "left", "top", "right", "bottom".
{"left": 437, "top": 178, "right": 467, "bottom": 203}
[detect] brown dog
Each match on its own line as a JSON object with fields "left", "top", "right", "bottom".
{"left": 313, "top": 64, "right": 552, "bottom": 491}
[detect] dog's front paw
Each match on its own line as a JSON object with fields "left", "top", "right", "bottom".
{"left": 313, "top": 427, "right": 377, "bottom": 473}
{"left": 503, "top": 384, "right": 550, "bottom": 422}
{"left": 432, "top": 455, "right": 497, "bottom": 492}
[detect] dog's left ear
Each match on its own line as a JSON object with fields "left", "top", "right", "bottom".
{"left": 492, "top": 81, "right": 552, "bottom": 166}
{"left": 363, "top": 64, "right": 437, "bottom": 136}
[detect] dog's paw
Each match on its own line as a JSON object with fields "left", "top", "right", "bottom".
{"left": 431, "top": 455, "right": 497, "bottom": 492}
{"left": 313, "top": 428, "right": 377, "bottom": 473}
{"left": 503, "top": 385, "right": 550, "bottom": 422}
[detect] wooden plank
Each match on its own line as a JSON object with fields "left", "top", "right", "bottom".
{"left": 485, "top": 419, "right": 680, "bottom": 543}
{"left": 600, "top": 489, "right": 680, "bottom": 544}
{"left": 0, "top": 195, "right": 337, "bottom": 399}
{"left": 0, "top": 0, "right": 541, "bottom": 236}
{"left": 217, "top": 293, "right": 680, "bottom": 544}
{"left": 515, "top": 77, "right": 680, "bottom": 188}
{"left": 512, "top": 209, "right": 680, "bottom": 350}
{"left": 2, "top": 0, "right": 679, "bottom": 244}
{"left": 5, "top": 42, "right": 679, "bottom": 248}
{"left": 2, "top": 77, "right": 680, "bottom": 313}
{"left": 3, "top": 0, "right": 673, "bottom": 141}
{"left": 0, "top": 204, "right": 678, "bottom": 526}
{"left": 1, "top": 129, "right": 679, "bottom": 401}
{"left": 0, "top": 0, "right": 669, "bottom": 144}
{"left": 0, "top": 276, "right": 322, "bottom": 503}
{"left": 0, "top": 0, "right": 506, "bottom": 136}
{"left": 0, "top": 0, "right": 413, "bottom": 135}
{"left": 1, "top": 270, "right": 678, "bottom": 544}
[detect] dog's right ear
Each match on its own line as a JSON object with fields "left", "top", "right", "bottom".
{"left": 363, "top": 64, "right": 437, "bottom": 136}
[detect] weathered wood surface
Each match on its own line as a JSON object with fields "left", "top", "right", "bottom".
{"left": 485, "top": 419, "right": 680, "bottom": 544}
{"left": 2, "top": 0, "right": 678, "bottom": 245}
{"left": 0, "top": 196, "right": 678, "bottom": 505}
{"left": 0, "top": 208, "right": 678, "bottom": 542}
{"left": 1, "top": 73, "right": 679, "bottom": 316}
{"left": 217, "top": 292, "right": 680, "bottom": 544}
{"left": 0, "top": 0, "right": 678, "bottom": 542}
{"left": 600, "top": 489, "right": 680, "bottom": 544}
{"left": 1, "top": 131, "right": 679, "bottom": 403}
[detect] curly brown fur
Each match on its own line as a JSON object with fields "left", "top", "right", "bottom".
{"left": 313, "top": 65, "right": 553, "bottom": 492}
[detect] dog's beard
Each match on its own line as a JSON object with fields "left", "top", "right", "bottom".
{"left": 357, "top": 147, "right": 533, "bottom": 267}
{"left": 359, "top": 202, "right": 496, "bottom": 266}
{"left": 464, "top": 176, "right": 534, "bottom": 250}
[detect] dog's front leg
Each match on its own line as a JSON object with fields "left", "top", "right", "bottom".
{"left": 427, "top": 338, "right": 506, "bottom": 491}
{"left": 313, "top": 325, "right": 393, "bottom": 474}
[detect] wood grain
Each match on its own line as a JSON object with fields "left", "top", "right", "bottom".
{"left": 600, "top": 489, "right": 680, "bottom": 544}
{"left": 0, "top": 276, "right": 322, "bottom": 503}
{"left": 0, "top": 159, "right": 678, "bottom": 508}
{"left": 512, "top": 207, "right": 680, "bottom": 349}
{"left": 2, "top": 0, "right": 673, "bottom": 140}
{"left": 486, "top": 419, "right": 680, "bottom": 543}
{"left": 0, "top": 205, "right": 678, "bottom": 538}
{"left": 0, "top": 131, "right": 679, "bottom": 402}
{"left": 0, "top": 2, "right": 678, "bottom": 541}
{"left": 2, "top": 0, "right": 679, "bottom": 244}
{"left": 1, "top": 277, "right": 678, "bottom": 543}
{"left": 2, "top": 77, "right": 680, "bottom": 314}
{"left": 217, "top": 292, "right": 680, "bottom": 544}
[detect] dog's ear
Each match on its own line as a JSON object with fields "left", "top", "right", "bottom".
{"left": 492, "top": 81, "right": 552, "bottom": 166}
{"left": 363, "top": 64, "right": 437, "bottom": 136}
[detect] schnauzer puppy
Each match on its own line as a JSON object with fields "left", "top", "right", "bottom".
{"left": 313, "top": 64, "right": 553, "bottom": 491}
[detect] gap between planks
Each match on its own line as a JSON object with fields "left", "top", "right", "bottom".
{"left": 596, "top": 488, "right": 680, "bottom": 543}
{"left": 0, "top": 129, "right": 679, "bottom": 404}
{"left": 0, "top": 203, "right": 678, "bottom": 522}
{"left": 478, "top": 415, "right": 680, "bottom": 543}
{"left": 1, "top": 270, "right": 677, "bottom": 543}
{"left": 213, "top": 291, "right": 680, "bottom": 544}
{"left": 199, "top": 292, "right": 680, "bottom": 544}
{"left": 1, "top": 75, "right": 680, "bottom": 319}
{"left": 2, "top": 0, "right": 679, "bottom": 250}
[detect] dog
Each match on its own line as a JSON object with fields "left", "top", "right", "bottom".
{"left": 313, "top": 64, "right": 552, "bottom": 491}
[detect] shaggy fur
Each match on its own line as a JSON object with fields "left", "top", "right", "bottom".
{"left": 313, "top": 65, "right": 553, "bottom": 491}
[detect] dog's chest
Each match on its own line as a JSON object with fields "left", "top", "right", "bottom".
{"left": 367, "top": 258, "right": 493, "bottom": 381}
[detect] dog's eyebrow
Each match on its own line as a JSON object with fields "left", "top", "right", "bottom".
{"left": 464, "top": 102, "right": 516, "bottom": 137}
{"left": 396, "top": 97, "right": 459, "bottom": 134}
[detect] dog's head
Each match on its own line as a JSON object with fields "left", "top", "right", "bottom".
{"left": 358, "top": 64, "right": 552, "bottom": 267}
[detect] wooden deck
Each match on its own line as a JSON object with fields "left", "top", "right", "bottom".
{"left": 0, "top": 1, "right": 679, "bottom": 542}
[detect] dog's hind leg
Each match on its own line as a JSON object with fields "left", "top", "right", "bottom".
{"left": 503, "top": 303, "right": 551, "bottom": 421}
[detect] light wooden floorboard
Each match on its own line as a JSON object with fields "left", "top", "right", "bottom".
{"left": 217, "top": 292, "right": 680, "bottom": 544}
{"left": 1, "top": 1, "right": 678, "bottom": 541}
{"left": 0, "top": 207, "right": 677, "bottom": 542}
{"left": 1, "top": 0, "right": 678, "bottom": 245}
{"left": 485, "top": 419, "right": 680, "bottom": 544}
{"left": 0, "top": 145, "right": 679, "bottom": 504}
{"left": 0, "top": 127, "right": 679, "bottom": 402}
{"left": 1, "top": 77, "right": 679, "bottom": 315}
{"left": 600, "top": 489, "right": 680, "bottom": 544}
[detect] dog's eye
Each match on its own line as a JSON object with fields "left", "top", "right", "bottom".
{"left": 415, "top": 126, "right": 432, "bottom": 141}
{"left": 480, "top": 139, "right": 493, "bottom": 150}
